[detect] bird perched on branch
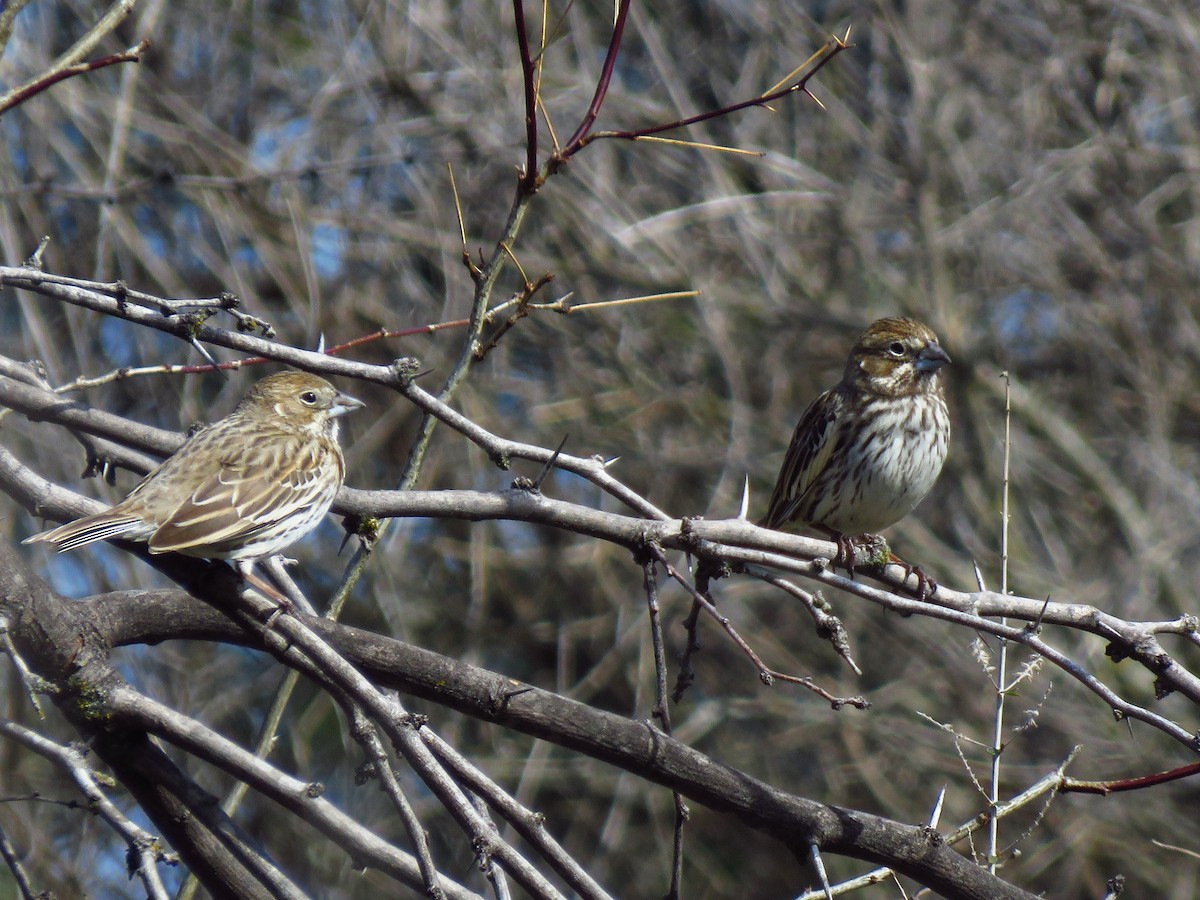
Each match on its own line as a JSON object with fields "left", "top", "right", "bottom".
{"left": 760, "top": 316, "right": 950, "bottom": 593}
{"left": 25, "top": 371, "right": 363, "bottom": 599}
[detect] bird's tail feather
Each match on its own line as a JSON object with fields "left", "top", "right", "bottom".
{"left": 24, "top": 515, "right": 152, "bottom": 552}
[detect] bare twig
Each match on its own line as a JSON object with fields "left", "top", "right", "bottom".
{"left": 350, "top": 705, "right": 447, "bottom": 898}
{"left": 0, "top": 720, "right": 175, "bottom": 899}
{"left": 647, "top": 543, "right": 869, "bottom": 708}
{"left": 175, "top": 577, "right": 569, "bottom": 899}
{"left": 103, "top": 687, "right": 482, "bottom": 898}
{"left": 809, "top": 751, "right": 1079, "bottom": 899}
{"left": 1060, "top": 761, "right": 1200, "bottom": 795}
{"left": 421, "top": 728, "right": 616, "bottom": 900}
{"left": 4, "top": 403, "right": 1198, "bottom": 752}
{"left": 558, "top": 0, "right": 633, "bottom": 158}
{"left": 559, "top": 31, "right": 850, "bottom": 158}
{"left": 0, "top": 40, "right": 150, "bottom": 116}
{"left": 989, "top": 371, "right": 1015, "bottom": 872}
{"left": 639, "top": 555, "right": 687, "bottom": 900}
{"left": 0, "top": 818, "right": 41, "bottom": 900}
{"left": 0, "top": 616, "right": 48, "bottom": 719}
{"left": 512, "top": 0, "right": 541, "bottom": 192}
{"left": 747, "top": 569, "right": 862, "bottom": 676}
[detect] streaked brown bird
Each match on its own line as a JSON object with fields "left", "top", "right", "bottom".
{"left": 760, "top": 317, "right": 950, "bottom": 589}
{"left": 25, "top": 372, "right": 363, "bottom": 593}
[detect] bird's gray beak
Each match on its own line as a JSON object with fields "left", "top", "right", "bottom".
{"left": 330, "top": 391, "right": 365, "bottom": 417}
{"left": 914, "top": 341, "right": 951, "bottom": 372}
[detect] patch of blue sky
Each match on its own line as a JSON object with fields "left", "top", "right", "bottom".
{"left": 51, "top": 834, "right": 140, "bottom": 895}
{"left": 491, "top": 517, "right": 543, "bottom": 556}
{"left": 100, "top": 317, "right": 142, "bottom": 366}
{"left": 989, "top": 287, "right": 1061, "bottom": 359}
{"left": 132, "top": 204, "right": 171, "bottom": 259}
{"left": 250, "top": 117, "right": 313, "bottom": 171}
{"left": 379, "top": 516, "right": 443, "bottom": 559}
{"left": 231, "top": 237, "right": 262, "bottom": 272}
{"left": 310, "top": 223, "right": 345, "bottom": 278}
{"left": 546, "top": 466, "right": 607, "bottom": 508}
{"left": 873, "top": 227, "right": 912, "bottom": 256}
{"left": 0, "top": 2, "right": 54, "bottom": 86}
{"left": 170, "top": 202, "right": 217, "bottom": 272}
{"left": 47, "top": 198, "right": 83, "bottom": 245}
{"left": 492, "top": 390, "right": 529, "bottom": 424}
{"left": 1134, "top": 95, "right": 1192, "bottom": 148}
{"left": 3, "top": 134, "right": 29, "bottom": 180}
{"left": 30, "top": 535, "right": 169, "bottom": 600}
{"left": 98, "top": 316, "right": 177, "bottom": 368}
{"left": 33, "top": 550, "right": 98, "bottom": 599}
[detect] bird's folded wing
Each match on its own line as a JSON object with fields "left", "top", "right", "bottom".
{"left": 148, "top": 449, "right": 333, "bottom": 555}
{"left": 762, "top": 388, "right": 843, "bottom": 529}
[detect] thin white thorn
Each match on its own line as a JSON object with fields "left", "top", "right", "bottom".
{"left": 929, "top": 785, "right": 946, "bottom": 828}
{"left": 972, "top": 560, "right": 987, "bottom": 592}
{"left": 190, "top": 339, "right": 227, "bottom": 380}
{"left": 808, "top": 843, "right": 833, "bottom": 900}
{"left": 315, "top": 332, "right": 327, "bottom": 354}
{"left": 602, "top": 456, "right": 621, "bottom": 468}
{"left": 738, "top": 476, "right": 750, "bottom": 520}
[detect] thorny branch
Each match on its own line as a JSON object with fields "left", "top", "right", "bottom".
{"left": 1, "top": 361, "right": 1199, "bottom": 753}
{"left": 0, "top": 720, "right": 175, "bottom": 899}
{"left": 566, "top": 32, "right": 851, "bottom": 155}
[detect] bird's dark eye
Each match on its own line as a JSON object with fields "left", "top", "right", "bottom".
{"left": 888, "top": 341, "right": 906, "bottom": 356}
{"left": 300, "top": 391, "right": 318, "bottom": 404}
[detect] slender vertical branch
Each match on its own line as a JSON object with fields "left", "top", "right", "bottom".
{"left": 0, "top": 819, "right": 41, "bottom": 900}
{"left": 641, "top": 556, "right": 686, "bottom": 900}
{"left": 999, "top": 373, "right": 1012, "bottom": 600}
{"left": 329, "top": 0, "right": 558, "bottom": 603}
{"left": 989, "top": 372, "right": 1014, "bottom": 873}
{"left": 513, "top": 0, "right": 541, "bottom": 192}
{"left": 349, "top": 707, "right": 447, "bottom": 898}
{"left": 559, "top": 0, "right": 633, "bottom": 155}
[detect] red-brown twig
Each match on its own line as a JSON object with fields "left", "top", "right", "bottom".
{"left": 0, "top": 40, "right": 150, "bottom": 116}
{"left": 646, "top": 543, "right": 869, "bottom": 709}
{"left": 559, "top": 0, "right": 633, "bottom": 157}
{"left": 1060, "top": 762, "right": 1200, "bottom": 795}
{"left": 512, "top": 0, "right": 541, "bottom": 192}
{"left": 557, "top": 30, "right": 849, "bottom": 162}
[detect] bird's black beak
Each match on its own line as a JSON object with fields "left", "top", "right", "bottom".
{"left": 914, "top": 341, "right": 951, "bottom": 372}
